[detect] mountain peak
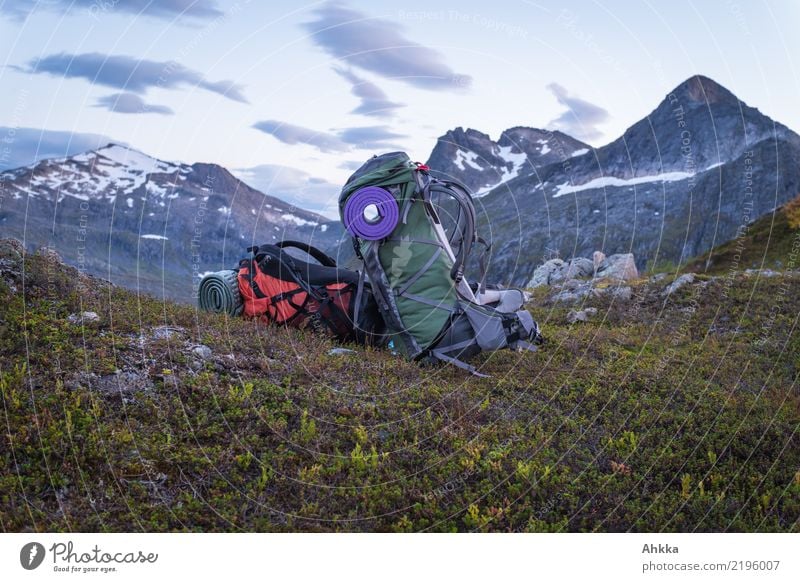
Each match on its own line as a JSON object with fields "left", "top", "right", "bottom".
{"left": 672, "top": 74, "right": 737, "bottom": 105}
{"left": 441, "top": 126, "right": 491, "bottom": 142}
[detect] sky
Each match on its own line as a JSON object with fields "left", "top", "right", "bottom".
{"left": 1, "top": 0, "right": 799, "bottom": 217}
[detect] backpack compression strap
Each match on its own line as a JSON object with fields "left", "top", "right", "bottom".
{"left": 275, "top": 240, "right": 338, "bottom": 268}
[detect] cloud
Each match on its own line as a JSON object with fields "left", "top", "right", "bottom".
{"left": 94, "top": 92, "right": 173, "bottom": 115}
{"left": 338, "top": 160, "right": 364, "bottom": 171}
{"left": 1, "top": 0, "right": 222, "bottom": 21}
{"left": 233, "top": 164, "right": 341, "bottom": 217}
{"left": 252, "top": 120, "right": 405, "bottom": 152}
{"left": 337, "top": 125, "right": 404, "bottom": 149}
{"left": 21, "top": 52, "right": 247, "bottom": 103}
{"left": 546, "top": 83, "right": 610, "bottom": 142}
{"left": 0, "top": 127, "right": 120, "bottom": 170}
{"left": 252, "top": 120, "right": 347, "bottom": 152}
{"left": 333, "top": 68, "right": 404, "bottom": 118}
{"left": 303, "top": 2, "right": 471, "bottom": 91}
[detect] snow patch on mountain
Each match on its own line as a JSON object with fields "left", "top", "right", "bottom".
{"left": 553, "top": 171, "right": 695, "bottom": 198}
{"left": 475, "top": 145, "right": 528, "bottom": 196}
{"left": 281, "top": 213, "right": 318, "bottom": 227}
{"left": 97, "top": 144, "right": 177, "bottom": 174}
{"left": 497, "top": 145, "right": 527, "bottom": 181}
{"left": 454, "top": 149, "right": 483, "bottom": 171}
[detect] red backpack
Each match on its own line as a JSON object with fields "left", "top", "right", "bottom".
{"left": 237, "top": 241, "right": 382, "bottom": 343}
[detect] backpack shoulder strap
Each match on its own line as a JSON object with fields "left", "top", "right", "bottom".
{"left": 275, "top": 240, "right": 338, "bottom": 267}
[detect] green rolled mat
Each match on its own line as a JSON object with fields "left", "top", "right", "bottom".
{"left": 198, "top": 270, "right": 243, "bottom": 316}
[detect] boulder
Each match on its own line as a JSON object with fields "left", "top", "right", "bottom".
{"left": 527, "top": 258, "right": 566, "bottom": 288}
{"left": 528, "top": 252, "right": 640, "bottom": 290}
{"left": 596, "top": 253, "right": 639, "bottom": 282}
{"left": 592, "top": 251, "right": 606, "bottom": 270}
{"left": 564, "top": 257, "right": 595, "bottom": 280}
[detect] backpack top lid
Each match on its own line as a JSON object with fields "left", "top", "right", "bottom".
{"left": 339, "top": 152, "right": 415, "bottom": 209}
{"left": 343, "top": 151, "right": 410, "bottom": 185}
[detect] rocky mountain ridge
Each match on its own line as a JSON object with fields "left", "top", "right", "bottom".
{"left": 424, "top": 76, "right": 800, "bottom": 285}
{"left": 425, "top": 126, "right": 589, "bottom": 195}
{"left": 0, "top": 144, "right": 343, "bottom": 301}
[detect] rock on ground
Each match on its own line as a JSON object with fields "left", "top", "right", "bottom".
{"left": 592, "top": 251, "right": 606, "bottom": 270}
{"left": 607, "top": 286, "right": 633, "bottom": 301}
{"left": 595, "top": 253, "right": 639, "bottom": 282}
{"left": 662, "top": 273, "right": 696, "bottom": 296}
{"left": 527, "top": 258, "right": 566, "bottom": 288}
{"left": 550, "top": 280, "right": 597, "bottom": 304}
{"left": 67, "top": 311, "right": 100, "bottom": 323}
{"left": 528, "top": 251, "right": 639, "bottom": 290}
{"left": 152, "top": 326, "right": 185, "bottom": 340}
{"left": 564, "top": 257, "right": 595, "bottom": 280}
{"left": 191, "top": 344, "right": 213, "bottom": 360}
{"left": 745, "top": 269, "right": 780, "bottom": 277}
{"left": 567, "top": 307, "right": 598, "bottom": 324}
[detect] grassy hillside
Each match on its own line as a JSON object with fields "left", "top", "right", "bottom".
{"left": 1, "top": 238, "right": 798, "bottom": 532}
{"left": 686, "top": 195, "right": 800, "bottom": 275}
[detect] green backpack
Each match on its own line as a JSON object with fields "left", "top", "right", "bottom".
{"left": 339, "top": 151, "right": 542, "bottom": 375}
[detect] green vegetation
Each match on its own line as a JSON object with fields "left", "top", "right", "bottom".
{"left": 687, "top": 196, "right": 800, "bottom": 275}
{"left": 0, "top": 241, "right": 798, "bottom": 532}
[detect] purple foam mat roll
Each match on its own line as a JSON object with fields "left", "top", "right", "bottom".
{"left": 343, "top": 186, "right": 399, "bottom": 240}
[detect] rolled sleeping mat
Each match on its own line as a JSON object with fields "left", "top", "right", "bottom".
{"left": 343, "top": 186, "right": 399, "bottom": 240}
{"left": 198, "top": 269, "right": 243, "bottom": 316}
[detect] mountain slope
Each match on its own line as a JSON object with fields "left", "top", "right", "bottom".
{"left": 544, "top": 75, "right": 798, "bottom": 183}
{"left": 0, "top": 144, "right": 344, "bottom": 301}
{"left": 426, "top": 126, "right": 589, "bottom": 195}
{"left": 473, "top": 75, "right": 800, "bottom": 284}
{"left": 685, "top": 194, "right": 800, "bottom": 274}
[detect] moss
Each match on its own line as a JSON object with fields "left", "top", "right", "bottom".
{"left": 0, "top": 243, "right": 799, "bottom": 532}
